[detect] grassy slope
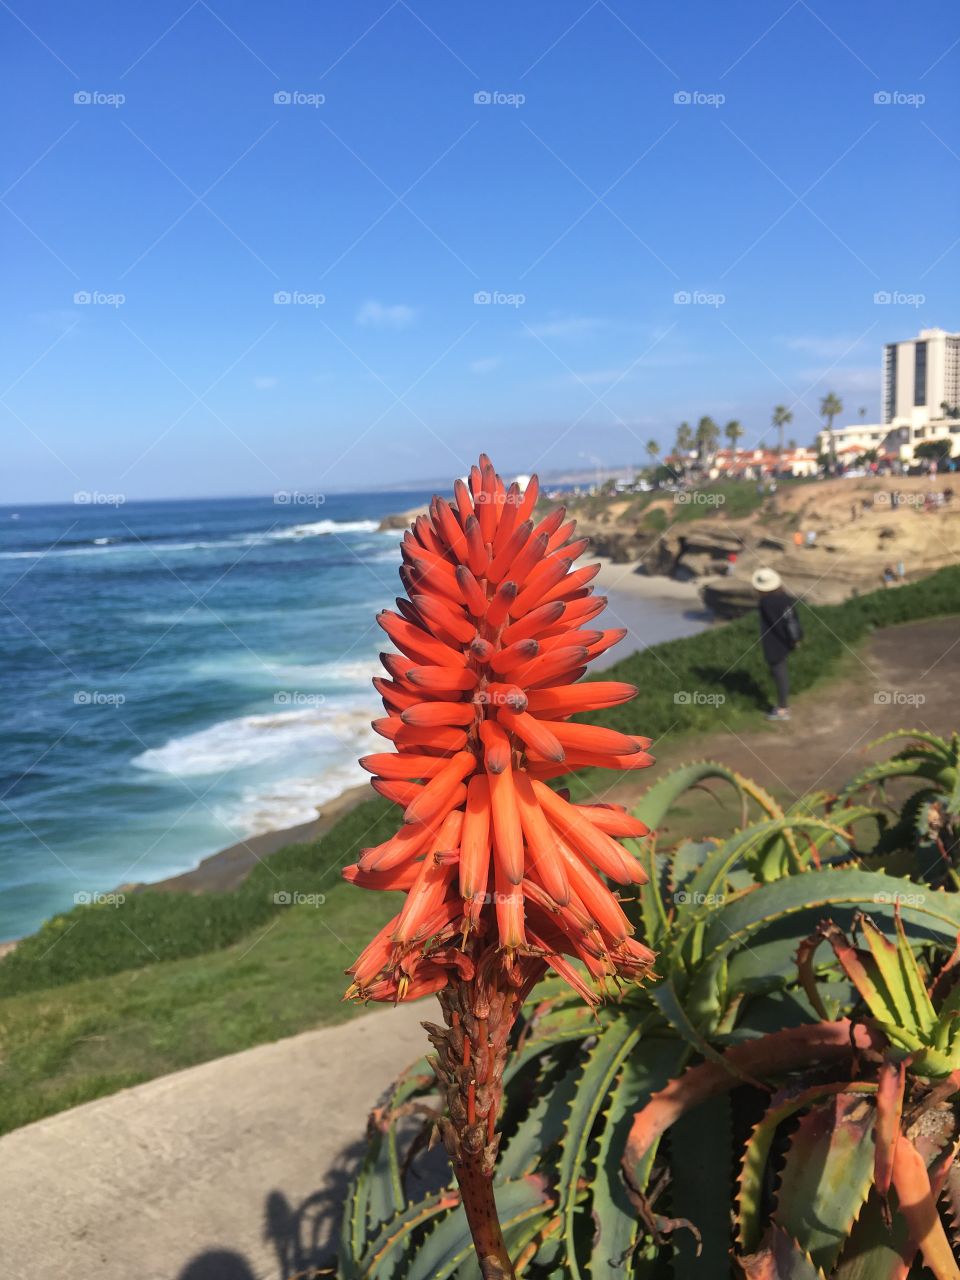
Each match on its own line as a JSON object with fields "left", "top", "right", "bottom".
{"left": 2, "top": 565, "right": 959, "bottom": 1133}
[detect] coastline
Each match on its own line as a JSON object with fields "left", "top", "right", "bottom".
{"left": 127, "top": 559, "right": 710, "bottom": 902}
{"left": 0, "top": 554, "right": 709, "bottom": 949}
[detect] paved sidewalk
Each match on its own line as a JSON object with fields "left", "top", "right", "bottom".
{"left": 0, "top": 1003, "right": 429, "bottom": 1280}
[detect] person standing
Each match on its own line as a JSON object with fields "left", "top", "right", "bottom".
{"left": 752, "top": 568, "right": 802, "bottom": 721}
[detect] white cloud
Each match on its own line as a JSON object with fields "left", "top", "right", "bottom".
{"left": 469, "top": 356, "right": 502, "bottom": 374}
{"left": 253, "top": 376, "right": 278, "bottom": 390}
{"left": 356, "top": 301, "right": 417, "bottom": 329}
{"left": 525, "top": 315, "right": 605, "bottom": 340}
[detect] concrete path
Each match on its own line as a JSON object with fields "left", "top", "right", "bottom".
{"left": 0, "top": 1002, "right": 430, "bottom": 1280}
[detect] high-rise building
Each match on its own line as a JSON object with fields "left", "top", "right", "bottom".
{"left": 882, "top": 328, "right": 960, "bottom": 425}
{"left": 820, "top": 327, "right": 960, "bottom": 463}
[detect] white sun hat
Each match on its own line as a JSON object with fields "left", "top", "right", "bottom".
{"left": 751, "top": 567, "right": 782, "bottom": 592}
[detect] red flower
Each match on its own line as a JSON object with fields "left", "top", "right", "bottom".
{"left": 345, "top": 455, "right": 656, "bottom": 1004}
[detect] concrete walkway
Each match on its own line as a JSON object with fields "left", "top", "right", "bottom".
{"left": 0, "top": 1003, "right": 429, "bottom": 1280}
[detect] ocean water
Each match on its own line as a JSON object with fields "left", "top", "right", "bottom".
{"left": 0, "top": 493, "right": 706, "bottom": 939}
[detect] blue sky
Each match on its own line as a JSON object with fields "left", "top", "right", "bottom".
{"left": 3, "top": 1, "right": 959, "bottom": 501}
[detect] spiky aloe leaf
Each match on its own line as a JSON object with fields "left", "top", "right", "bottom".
{"left": 686, "top": 868, "right": 960, "bottom": 1037}
{"left": 738, "top": 1224, "right": 827, "bottom": 1279}
{"left": 588, "top": 1039, "right": 686, "bottom": 1279}
{"left": 633, "top": 760, "right": 784, "bottom": 833}
{"left": 341, "top": 1057, "right": 435, "bottom": 1272}
{"left": 402, "top": 1175, "right": 552, "bottom": 1280}
{"left": 668, "top": 1093, "right": 733, "bottom": 1272}
{"left": 737, "top": 1082, "right": 878, "bottom": 1256}
{"left": 555, "top": 1009, "right": 651, "bottom": 1279}
{"left": 354, "top": 1189, "right": 461, "bottom": 1279}
{"left": 771, "top": 1092, "right": 877, "bottom": 1273}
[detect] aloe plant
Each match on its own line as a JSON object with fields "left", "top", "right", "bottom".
{"left": 337, "top": 750, "right": 960, "bottom": 1278}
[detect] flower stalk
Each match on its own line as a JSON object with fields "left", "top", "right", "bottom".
{"left": 343, "top": 455, "right": 657, "bottom": 1271}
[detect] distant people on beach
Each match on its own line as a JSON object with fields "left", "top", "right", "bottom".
{"left": 753, "top": 568, "right": 803, "bottom": 722}
{"left": 882, "top": 565, "right": 897, "bottom": 588}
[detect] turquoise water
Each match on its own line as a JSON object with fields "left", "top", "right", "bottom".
{"left": 0, "top": 493, "right": 706, "bottom": 938}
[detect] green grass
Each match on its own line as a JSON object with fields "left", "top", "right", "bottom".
{"left": 2, "top": 564, "right": 959, "bottom": 1133}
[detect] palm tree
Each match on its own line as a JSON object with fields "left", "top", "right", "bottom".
{"left": 645, "top": 439, "right": 659, "bottom": 462}
{"left": 724, "top": 419, "right": 743, "bottom": 450}
{"left": 772, "top": 405, "right": 793, "bottom": 471}
{"left": 674, "top": 422, "right": 693, "bottom": 462}
{"left": 695, "top": 416, "right": 720, "bottom": 465}
{"left": 820, "top": 392, "right": 843, "bottom": 467}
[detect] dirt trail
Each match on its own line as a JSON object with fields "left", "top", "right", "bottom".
{"left": 606, "top": 616, "right": 960, "bottom": 818}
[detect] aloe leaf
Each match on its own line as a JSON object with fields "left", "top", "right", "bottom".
{"left": 341, "top": 1057, "right": 435, "bottom": 1269}
{"left": 632, "top": 760, "right": 777, "bottom": 832}
{"left": 356, "top": 1189, "right": 461, "bottom": 1278}
{"left": 738, "top": 1224, "right": 828, "bottom": 1279}
{"left": 402, "top": 1176, "right": 552, "bottom": 1280}
{"left": 588, "top": 1038, "right": 686, "bottom": 1279}
{"left": 772, "top": 1092, "right": 877, "bottom": 1273}
{"left": 737, "top": 1082, "right": 877, "bottom": 1255}
{"left": 668, "top": 1093, "right": 732, "bottom": 1272}
{"left": 556, "top": 1010, "right": 649, "bottom": 1279}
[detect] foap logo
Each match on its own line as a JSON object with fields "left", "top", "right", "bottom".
{"left": 475, "top": 688, "right": 524, "bottom": 710}
{"left": 875, "top": 689, "right": 926, "bottom": 707}
{"left": 674, "top": 690, "right": 726, "bottom": 706}
{"left": 675, "top": 490, "right": 726, "bottom": 507}
{"left": 473, "top": 90, "right": 526, "bottom": 108}
{"left": 74, "top": 890, "right": 126, "bottom": 906}
{"left": 674, "top": 290, "right": 725, "bottom": 308}
{"left": 673, "top": 89, "right": 725, "bottom": 108}
{"left": 473, "top": 290, "right": 526, "bottom": 308}
{"left": 74, "top": 290, "right": 126, "bottom": 308}
{"left": 274, "top": 490, "right": 326, "bottom": 507}
{"left": 874, "top": 290, "right": 926, "bottom": 308}
{"left": 874, "top": 90, "right": 925, "bottom": 108}
{"left": 74, "top": 490, "right": 125, "bottom": 506}
{"left": 874, "top": 889, "right": 927, "bottom": 907}
{"left": 273, "top": 890, "right": 327, "bottom": 906}
{"left": 74, "top": 690, "right": 126, "bottom": 707}
{"left": 273, "top": 290, "right": 325, "bottom": 307}
{"left": 74, "top": 90, "right": 125, "bottom": 108}
{"left": 274, "top": 90, "right": 325, "bottom": 107}
{"left": 674, "top": 890, "right": 725, "bottom": 906}
{"left": 874, "top": 490, "right": 925, "bottom": 509}
{"left": 274, "top": 691, "right": 325, "bottom": 708}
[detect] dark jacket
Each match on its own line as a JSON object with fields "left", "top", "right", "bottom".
{"left": 758, "top": 589, "right": 800, "bottom": 665}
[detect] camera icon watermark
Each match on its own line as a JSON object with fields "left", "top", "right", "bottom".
{"left": 874, "top": 689, "right": 926, "bottom": 707}
{"left": 674, "top": 689, "right": 726, "bottom": 706}
{"left": 274, "top": 490, "right": 326, "bottom": 507}
{"left": 274, "top": 691, "right": 325, "bottom": 708}
{"left": 673, "top": 90, "right": 725, "bottom": 108}
{"left": 74, "top": 890, "right": 126, "bottom": 906}
{"left": 74, "top": 689, "right": 126, "bottom": 707}
{"left": 74, "top": 490, "right": 125, "bottom": 506}
{"left": 273, "top": 290, "right": 325, "bottom": 307}
{"left": 874, "top": 290, "right": 925, "bottom": 308}
{"left": 673, "top": 290, "right": 725, "bottom": 308}
{"left": 74, "top": 90, "right": 125, "bottom": 108}
{"left": 473, "top": 290, "right": 526, "bottom": 308}
{"left": 274, "top": 90, "right": 325, "bottom": 107}
{"left": 473, "top": 90, "right": 526, "bottom": 108}
{"left": 674, "top": 490, "right": 726, "bottom": 506}
{"left": 273, "top": 890, "right": 326, "bottom": 906}
{"left": 873, "top": 90, "right": 925, "bottom": 108}
{"left": 74, "top": 290, "right": 126, "bottom": 308}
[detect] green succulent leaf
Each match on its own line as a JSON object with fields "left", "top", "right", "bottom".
{"left": 772, "top": 1092, "right": 877, "bottom": 1274}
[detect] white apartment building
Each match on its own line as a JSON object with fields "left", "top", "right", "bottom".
{"left": 819, "top": 328, "right": 960, "bottom": 463}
